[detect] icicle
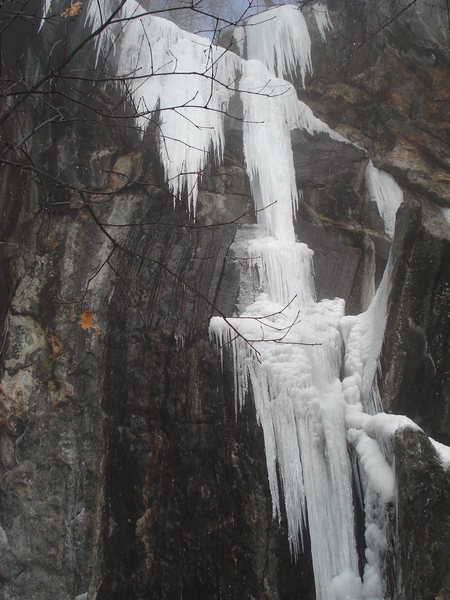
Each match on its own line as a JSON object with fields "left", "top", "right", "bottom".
{"left": 313, "top": 3, "right": 334, "bottom": 42}
{"left": 240, "top": 59, "right": 301, "bottom": 240}
{"left": 247, "top": 238, "right": 315, "bottom": 307}
{"left": 39, "top": 0, "right": 52, "bottom": 30}
{"left": 243, "top": 6, "right": 312, "bottom": 84}
{"left": 292, "top": 100, "right": 348, "bottom": 142}
{"left": 232, "top": 25, "right": 246, "bottom": 56}
{"left": 85, "top": 1, "right": 240, "bottom": 215}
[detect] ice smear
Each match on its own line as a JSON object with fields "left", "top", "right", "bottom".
{"left": 430, "top": 438, "right": 450, "bottom": 469}
{"left": 313, "top": 3, "right": 334, "bottom": 41}
{"left": 39, "top": 0, "right": 52, "bottom": 30}
{"left": 441, "top": 207, "right": 450, "bottom": 223}
{"left": 365, "top": 161, "right": 403, "bottom": 237}
{"left": 243, "top": 5, "right": 312, "bottom": 84}
{"left": 340, "top": 257, "right": 393, "bottom": 414}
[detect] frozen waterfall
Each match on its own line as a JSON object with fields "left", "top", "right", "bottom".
{"left": 62, "top": 2, "right": 444, "bottom": 598}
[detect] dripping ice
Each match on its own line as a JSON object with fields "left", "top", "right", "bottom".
{"left": 234, "top": 5, "right": 313, "bottom": 84}
{"left": 52, "top": 3, "right": 450, "bottom": 599}
{"left": 82, "top": 0, "right": 242, "bottom": 215}
{"left": 313, "top": 3, "right": 334, "bottom": 41}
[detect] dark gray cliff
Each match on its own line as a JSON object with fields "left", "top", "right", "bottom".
{"left": 0, "top": 1, "right": 449, "bottom": 599}
{"left": 0, "top": 15, "right": 315, "bottom": 595}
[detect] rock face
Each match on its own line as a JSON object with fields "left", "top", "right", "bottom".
{"left": 381, "top": 202, "right": 450, "bottom": 443}
{"left": 394, "top": 428, "right": 450, "bottom": 600}
{"left": 0, "top": 59, "right": 314, "bottom": 598}
{"left": 301, "top": 0, "right": 450, "bottom": 206}
{"left": 297, "top": 0, "right": 450, "bottom": 436}
{"left": 0, "top": 1, "right": 449, "bottom": 599}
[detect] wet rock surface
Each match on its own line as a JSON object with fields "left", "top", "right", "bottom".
{"left": 381, "top": 202, "right": 450, "bottom": 444}
{"left": 394, "top": 428, "right": 450, "bottom": 600}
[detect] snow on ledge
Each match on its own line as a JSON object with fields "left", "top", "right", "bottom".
{"left": 346, "top": 406, "right": 421, "bottom": 440}
{"left": 429, "top": 438, "right": 450, "bottom": 469}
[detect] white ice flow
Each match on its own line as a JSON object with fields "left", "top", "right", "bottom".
{"left": 45, "top": 2, "right": 449, "bottom": 598}
{"left": 365, "top": 161, "right": 403, "bottom": 237}
{"left": 313, "top": 3, "right": 334, "bottom": 41}
{"left": 235, "top": 5, "right": 313, "bottom": 84}
{"left": 211, "top": 40, "right": 365, "bottom": 598}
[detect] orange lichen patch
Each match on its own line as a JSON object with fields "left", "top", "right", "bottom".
{"left": 79, "top": 310, "right": 94, "bottom": 330}
{"left": 95, "top": 328, "right": 101, "bottom": 338}
{"left": 47, "top": 240, "right": 58, "bottom": 251}
{"left": 61, "top": 1, "right": 82, "bottom": 18}
{"left": 136, "top": 507, "right": 153, "bottom": 570}
{"left": 325, "top": 83, "right": 366, "bottom": 105}
{"left": 389, "top": 91, "right": 411, "bottom": 117}
{"left": 48, "top": 333, "right": 63, "bottom": 358}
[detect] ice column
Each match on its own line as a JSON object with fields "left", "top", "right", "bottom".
{"left": 210, "top": 39, "right": 362, "bottom": 600}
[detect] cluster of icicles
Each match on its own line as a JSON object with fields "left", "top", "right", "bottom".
{"left": 41, "top": 2, "right": 449, "bottom": 598}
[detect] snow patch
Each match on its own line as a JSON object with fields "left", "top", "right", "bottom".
{"left": 347, "top": 427, "right": 395, "bottom": 502}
